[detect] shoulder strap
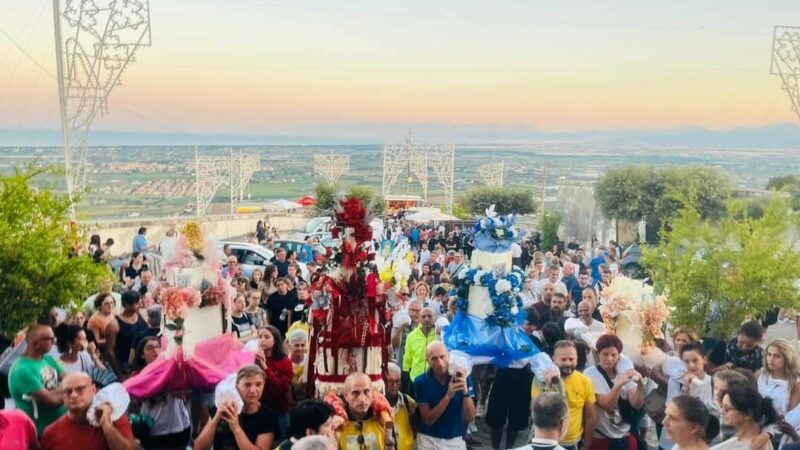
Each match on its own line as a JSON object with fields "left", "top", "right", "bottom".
{"left": 596, "top": 365, "right": 614, "bottom": 389}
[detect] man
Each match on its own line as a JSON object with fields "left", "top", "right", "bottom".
{"left": 386, "top": 363, "right": 417, "bottom": 450}
{"left": 446, "top": 252, "right": 465, "bottom": 279}
{"left": 533, "top": 282, "right": 556, "bottom": 317}
{"left": 418, "top": 242, "right": 431, "bottom": 266}
{"left": 511, "top": 393, "right": 570, "bottom": 450}
{"left": 0, "top": 409, "right": 38, "bottom": 449}
{"left": 132, "top": 227, "right": 150, "bottom": 253}
{"left": 414, "top": 342, "right": 476, "bottom": 450}
{"left": 136, "top": 268, "right": 154, "bottom": 296}
{"left": 569, "top": 271, "right": 592, "bottom": 307}
{"left": 511, "top": 240, "right": 523, "bottom": 268}
{"left": 531, "top": 341, "right": 597, "bottom": 450}
{"left": 403, "top": 307, "right": 438, "bottom": 385}
{"left": 561, "top": 264, "right": 579, "bottom": 309}
{"left": 40, "top": 372, "right": 136, "bottom": 450}
{"left": 536, "top": 266, "right": 568, "bottom": 299}
{"left": 566, "top": 237, "right": 580, "bottom": 252}
{"left": 340, "top": 372, "right": 395, "bottom": 450}
{"left": 539, "top": 293, "right": 570, "bottom": 331}
{"left": 274, "top": 248, "right": 290, "bottom": 277}
{"left": 275, "top": 399, "right": 336, "bottom": 450}
{"left": 392, "top": 298, "right": 421, "bottom": 369}
{"left": 9, "top": 324, "right": 66, "bottom": 435}
{"left": 105, "top": 290, "right": 147, "bottom": 378}
{"left": 266, "top": 278, "right": 298, "bottom": 336}
{"left": 576, "top": 301, "right": 605, "bottom": 333}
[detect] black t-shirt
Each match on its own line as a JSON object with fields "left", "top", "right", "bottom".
{"left": 265, "top": 291, "right": 298, "bottom": 336}
{"left": 275, "top": 439, "right": 293, "bottom": 450}
{"left": 124, "top": 264, "right": 148, "bottom": 280}
{"left": 274, "top": 259, "right": 290, "bottom": 277}
{"left": 211, "top": 405, "right": 280, "bottom": 450}
{"left": 231, "top": 314, "right": 255, "bottom": 340}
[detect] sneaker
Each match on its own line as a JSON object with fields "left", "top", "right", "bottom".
{"left": 468, "top": 422, "right": 478, "bottom": 433}
{"left": 476, "top": 404, "right": 484, "bottom": 418}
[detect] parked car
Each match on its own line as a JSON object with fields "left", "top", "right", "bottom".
{"left": 217, "top": 241, "right": 309, "bottom": 280}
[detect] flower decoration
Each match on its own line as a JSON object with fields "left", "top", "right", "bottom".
{"left": 455, "top": 266, "right": 526, "bottom": 327}
{"left": 182, "top": 221, "right": 205, "bottom": 258}
{"left": 472, "top": 205, "right": 521, "bottom": 252}
{"left": 163, "top": 287, "right": 201, "bottom": 345}
{"left": 640, "top": 295, "right": 670, "bottom": 353}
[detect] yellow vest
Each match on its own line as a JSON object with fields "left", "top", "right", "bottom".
{"left": 393, "top": 394, "right": 416, "bottom": 450}
{"left": 339, "top": 417, "right": 385, "bottom": 450}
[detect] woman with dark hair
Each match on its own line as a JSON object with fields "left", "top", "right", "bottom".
{"left": 88, "top": 234, "right": 102, "bottom": 256}
{"left": 87, "top": 292, "right": 116, "bottom": 351}
{"left": 55, "top": 324, "right": 105, "bottom": 375}
{"left": 124, "top": 251, "right": 149, "bottom": 285}
{"left": 718, "top": 385, "right": 778, "bottom": 450}
{"left": 584, "top": 334, "right": 645, "bottom": 450}
{"left": 664, "top": 395, "right": 720, "bottom": 450}
{"left": 130, "top": 337, "right": 192, "bottom": 450}
{"left": 259, "top": 265, "right": 279, "bottom": 298}
{"left": 256, "top": 220, "right": 267, "bottom": 244}
{"left": 254, "top": 326, "right": 293, "bottom": 434}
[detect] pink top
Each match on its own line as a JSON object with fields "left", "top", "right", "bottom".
{"left": 0, "top": 409, "right": 37, "bottom": 447}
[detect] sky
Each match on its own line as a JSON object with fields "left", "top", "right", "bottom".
{"left": 1, "top": 0, "right": 800, "bottom": 142}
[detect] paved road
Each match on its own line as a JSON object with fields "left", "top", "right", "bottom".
{"left": 465, "top": 320, "right": 799, "bottom": 450}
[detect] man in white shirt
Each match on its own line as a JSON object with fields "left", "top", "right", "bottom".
{"left": 576, "top": 301, "right": 606, "bottom": 333}
{"left": 535, "top": 266, "right": 568, "bottom": 299}
{"left": 511, "top": 242, "right": 523, "bottom": 268}
{"left": 418, "top": 242, "right": 431, "bottom": 266}
{"left": 511, "top": 393, "right": 569, "bottom": 450}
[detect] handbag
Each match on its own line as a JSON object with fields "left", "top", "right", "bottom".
{"left": 643, "top": 386, "right": 667, "bottom": 423}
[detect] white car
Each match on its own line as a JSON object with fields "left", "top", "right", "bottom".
{"left": 217, "top": 241, "right": 309, "bottom": 281}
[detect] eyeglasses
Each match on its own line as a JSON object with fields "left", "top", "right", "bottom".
{"left": 144, "top": 344, "right": 161, "bottom": 351}
{"left": 62, "top": 384, "right": 92, "bottom": 397}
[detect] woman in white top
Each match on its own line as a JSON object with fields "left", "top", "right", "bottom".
{"left": 664, "top": 395, "right": 720, "bottom": 450}
{"left": 661, "top": 342, "right": 715, "bottom": 450}
{"left": 55, "top": 323, "right": 104, "bottom": 375}
{"left": 714, "top": 385, "right": 778, "bottom": 450}
{"left": 757, "top": 339, "right": 800, "bottom": 416}
{"left": 584, "top": 334, "right": 645, "bottom": 450}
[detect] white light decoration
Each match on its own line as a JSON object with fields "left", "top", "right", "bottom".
{"left": 313, "top": 153, "right": 350, "bottom": 185}
{"left": 772, "top": 25, "right": 800, "bottom": 122}
{"left": 478, "top": 161, "right": 505, "bottom": 188}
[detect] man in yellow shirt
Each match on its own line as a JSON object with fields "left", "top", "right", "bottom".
{"left": 386, "top": 363, "right": 416, "bottom": 450}
{"left": 339, "top": 372, "right": 395, "bottom": 450}
{"left": 531, "top": 341, "right": 597, "bottom": 450}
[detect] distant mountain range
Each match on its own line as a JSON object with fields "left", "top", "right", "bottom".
{"left": 2, "top": 122, "right": 800, "bottom": 147}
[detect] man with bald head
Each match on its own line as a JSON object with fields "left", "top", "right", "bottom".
{"left": 9, "top": 324, "right": 66, "bottom": 435}
{"left": 414, "top": 342, "right": 475, "bottom": 450}
{"left": 576, "top": 301, "right": 605, "bottom": 333}
{"left": 403, "top": 306, "right": 438, "bottom": 393}
{"left": 533, "top": 282, "right": 556, "bottom": 318}
{"left": 40, "top": 372, "right": 136, "bottom": 450}
{"left": 339, "top": 372, "right": 395, "bottom": 450}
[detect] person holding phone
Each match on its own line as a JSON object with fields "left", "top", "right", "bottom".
{"left": 414, "top": 342, "right": 476, "bottom": 450}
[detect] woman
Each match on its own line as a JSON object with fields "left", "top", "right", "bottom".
{"left": 87, "top": 293, "right": 116, "bottom": 351}
{"left": 419, "top": 263, "right": 437, "bottom": 287}
{"left": 250, "top": 269, "right": 264, "bottom": 290}
{"left": 245, "top": 289, "right": 268, "bottom": 331}
{"left": 713, "top": 370, "right": 763, "bottom": 443}
{"left": 757, "top": 338, "right": 800, "bottom": 416}
{"left": 259, "top": 265, "right": 279, "bottom": 299}
{"left": 88, "top": 234, "right": 102, "bottom": 256}
{"left": 256, "top": 220, "right": 267, "bottom": 244}
{"left": 651, "top": 327, "right": 701, "bottom": 388}
{"left": 660, "top": 343, "right": 715, "bottom": 450}
{"left": 195, "top": 365, "right": 279, "bottom": 450}
{"left": 231, "top": 293, "right": 256, "bottom": 341}
{"left": 287, "top": 329, "right": 308, "bottom": 402}
{"left": 132, "top": 337, "right": 192, "bottom": 450}
{"left": 664, "top": 395, "right": 720, "bottom": 450}
{"left": 584, "top": 334, "right": 645, "bottom": 450}
{"left": 254, "top": 326, "right": 293, "bottom": 432}
{"left": 715, "top": 385, "right": 778, "bottom": 450}
{"left": 124, "top": 252, "right": 148, "bottom": 284}
{"left": 55, "top": 324, "right": 105, "bottom": 374}
{"left": 67, "top": 310, "right": 95, "bottom": 344}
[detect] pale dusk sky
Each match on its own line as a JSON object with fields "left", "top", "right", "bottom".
{"left": 1, "top": 0, "right": 799, "bottom": 137}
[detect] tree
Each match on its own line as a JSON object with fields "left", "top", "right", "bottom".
{"left": 459, "top": 187, "right": 536, "bottom": 216}
{"left": 595, "top": 165, "right": 731, "bottom": 227}
{"left": 314, "top": 183, "right": 337, "bottom": 214}
{"left": 314, "top": 184, "right": 385, "bottom": 215}
{"left": 766, "top": 175, "right": 800, "bottom": 211}
{"left": 642, "top": 194, "right": 800, "bottom": 339}
{"left": 541, "top": 211, "right": 563, "bottom": 252}
{"left": 0, "top": 166, "right": 111, "bottom": 337}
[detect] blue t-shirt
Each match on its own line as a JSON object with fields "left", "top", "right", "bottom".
{"left": 133, "top": 235, "right": 148, "bottom": 253}
{"left": 413, "top": 371, "right": 475, "bottom": 439}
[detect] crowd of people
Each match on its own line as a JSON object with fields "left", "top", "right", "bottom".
{"left": 1, "top": 218, "right": 799, "bottom": 450}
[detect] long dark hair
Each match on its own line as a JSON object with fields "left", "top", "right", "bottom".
{"left": 671, "top": 395, "right": 720, "bottom": 443}
{"left": 264, "top": 265, "right": 278, "bottom": 288}
{"left": 262, "top": 325, "right": 287, "bottom": 360}
{"left": 55, "top": 324, "right": 83, "bottom": 354}
{"left": 725, "top": 384, "right": 778, "bottom": 428}
{"left": 132, "top": 336, "right": 160, "bottom": 372}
